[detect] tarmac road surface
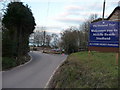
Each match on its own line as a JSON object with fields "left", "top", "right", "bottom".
{"left": 2, "top": 51, "right": 67, "bottom": 88}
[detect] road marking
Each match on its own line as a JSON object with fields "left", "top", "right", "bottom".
{"left": 2, "top": 52, "right": 33, "bottom": 72}
{"left": 44, "top": 57, "right": 67, "bottom": 88}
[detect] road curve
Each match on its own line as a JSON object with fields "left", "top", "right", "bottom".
{"left": 2, "top": 51, "right": 67, "bottom": 88}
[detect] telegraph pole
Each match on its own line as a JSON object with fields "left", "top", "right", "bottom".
{"left": 102, "top": 0, "right": 106, "bottom": 20}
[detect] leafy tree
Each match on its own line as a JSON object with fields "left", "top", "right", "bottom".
{"left": 60, "top": 27, "right": 79, "bottom": 54}
{"left": 60, "top": 14, "right": 98, "bottom": 54}
{"left": 2, "top": 2, "right": 36, "bottom": 62}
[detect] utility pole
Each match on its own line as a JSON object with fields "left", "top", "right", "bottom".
{"left": 102, "top": 0, "right": 106, "bottom": 20}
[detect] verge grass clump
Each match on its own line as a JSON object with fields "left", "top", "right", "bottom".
{"left": 49, "top": 51, "right": 118, "bottom": 88}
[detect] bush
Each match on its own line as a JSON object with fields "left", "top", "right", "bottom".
{"left": 2, "top": 57, "right": 17, "bottom": 70}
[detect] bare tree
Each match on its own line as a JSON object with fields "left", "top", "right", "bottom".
{"left": 89, "top": 14, "right": 98, "bottom": 22}
{"left": 33, "top": 31, "right": 42, "bottom": 46}
{"left": 38, "top": 26, "right": 46, "bottom": 46}
{"left": 80, "top": 14, "right": 98, "bottom": 50}
{"left": 33, "top": 28, "right": 52, "bottom": 47}
{"left": 46, "top": 34, "right": 51, "bottom": 47}
{"left": 51, "top": 33, "right": 59, "bottom": 48}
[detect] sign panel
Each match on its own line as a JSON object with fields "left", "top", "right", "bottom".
{"left": 89, "top": 20, "right": 119, "bottom": 48}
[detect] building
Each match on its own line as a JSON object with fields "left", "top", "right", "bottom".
{"left": 92, "top": 6, "right": 120, "bottom": 23}
{"left": 107, "top": 6, "right": 120, "bottom": 21}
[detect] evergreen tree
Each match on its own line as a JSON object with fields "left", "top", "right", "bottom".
{"left": 2, "top": 2, "right": 36, "bottom": 63}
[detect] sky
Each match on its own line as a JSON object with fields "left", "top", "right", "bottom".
{"left": 1, "top": 0, "right": 120, "bottom": 33}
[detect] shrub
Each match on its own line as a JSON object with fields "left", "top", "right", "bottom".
{"left": 2, "top": 57, "right": 17, "bottom": 70}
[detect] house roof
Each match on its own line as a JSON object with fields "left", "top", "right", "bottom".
{"left": 91, "top": 6, "right": 120, "bottom": 23}
{"left": 107, "top": 6, "right": 120, "bottom": 20}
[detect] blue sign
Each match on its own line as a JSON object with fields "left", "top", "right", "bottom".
{"left": 89, "top": 20, "right": 119, "bottom": 48}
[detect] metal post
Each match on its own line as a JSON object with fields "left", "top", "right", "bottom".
{"left": 88, "top": 50, "right": 91, "bottom": 60}
{"left": 116, "top": 53, "right": 118, "bottom": 65}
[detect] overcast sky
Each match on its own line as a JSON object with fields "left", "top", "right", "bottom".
{"left": 5, "top": 0, "right": 120, "bottom": 33}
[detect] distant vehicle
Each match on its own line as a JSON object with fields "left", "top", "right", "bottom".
{"left": 51, "top": 49, "right": 62, "bottom": 54}
{"left": 51, "top": 49, "right": 60, "bottom": 51}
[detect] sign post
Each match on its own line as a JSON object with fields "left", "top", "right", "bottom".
{"left": 116, "top": 53, "right": 118, "bottom": 65}
{"left": 88, "top": 50, "right": 91, "bottom": 60}
{"left": 88, "top": 20, "right": 119, "bottom": 65}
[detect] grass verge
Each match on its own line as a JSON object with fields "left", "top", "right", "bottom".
{"left": 49, "top": 51, "right": 119, "bottom": 88}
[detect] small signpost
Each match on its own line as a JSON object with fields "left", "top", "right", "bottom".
{"left": 88, "top": 20, "right": 119, "bottom": 64}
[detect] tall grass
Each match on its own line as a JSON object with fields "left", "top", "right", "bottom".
{"left": 49, "top": 51, "right": 118, "bottom": 88}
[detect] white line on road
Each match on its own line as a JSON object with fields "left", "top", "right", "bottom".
{"left": 44, "top": 57, "right": 67, "bottom": 88}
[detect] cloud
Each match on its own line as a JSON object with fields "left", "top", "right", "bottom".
{"left": 72, "top": 0, "right": 120, "bottom": 3}
{"left": 0, "top": 0, "right": 4, "bottom": 2}
{"left": 54, "top": 17, "right": 84, "bottom": 24}
{"left": 21, "top": 0, "right": 78, "bottom": 3}
{"left": 82, "top": 11, "right": 102, "bottom": 17}
{"left": 58, "top": 0, "right": 117, "bottom": 20}
{"left": 24, "top": 0, "right": 120, "bottom": 34}
{"left": 35, "top": 25, "right": 63, "bottom": 33}
{"left": 46, "top": 25, "right": 62, "bottom": 30}
{"left": 65, "top": 5, "right": 85, "bottom": 11}
{"left": 57, "top": 2, "right": 104, "bottom": 18}
{"left": 59, "top": 12, "right": 82, "bottom": 17}
{"left": 89, "top": 2, "right": 102, "bottom": 10}
{"left": 54, "top": 3, "right": 103, "bottom": 24}
{"left": 53, "top": 3, "right": 101, "bottom": 24}
{"left": 60, "top": 4, "right": 88, "bottom": 17}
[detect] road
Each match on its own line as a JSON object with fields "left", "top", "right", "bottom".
{"left": 2, "top": 51, "right": 67, "bottom": 88}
